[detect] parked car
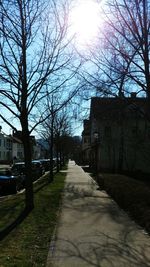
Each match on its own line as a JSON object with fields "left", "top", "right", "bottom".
{"left": 53, "top": 158, "right": 57, "bottom": 167}
{"left": 11, "top": 162, "right": 26, "bottom": 175}
{"left": 34, "top": 158, "right": 57, "bottom": 172}
{"left": 37, "top": 159, "right": 51, "bottom": 171}
{"left": 0, "top": 168, "right": 25, "bottom": 195}
{"left": 12, "top": 161, "right": 45, "bottom": 182}
{"left": 32, "top": 160, "right": 45, "bottom": 179}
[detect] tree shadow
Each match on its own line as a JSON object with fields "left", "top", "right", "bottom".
{"left": 63, "top": 181, "right": 148, "bottom": 233}
{"left": 64, "top": 181, "right": 109, "bottom": 201}
{"left": 33, "top": 180, "right": 49, "bottom": 194}
{"left": 0, "top": 173, "right": 55, "bottom": 241}
{"left": 46, "top": 164, "right": 150, "bottom": 266}
{"left": 46, "top": 165, "right": 150, "bottom": 266}
{"left": 49, "top": 231, "right": 150, "bottom": 267}
{"left": 0, "top": 207, "right": 31, "bottom": 241}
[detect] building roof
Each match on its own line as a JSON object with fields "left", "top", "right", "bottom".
{"left": 10, "top": 136, "right": 22, "bottom": 144}
{"left": 90, "top": 96, "right": 148, "bottom": 120}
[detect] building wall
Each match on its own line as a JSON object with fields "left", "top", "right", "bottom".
{"left": 0, "top": 130, "right": 45, "bottom": 163}
{"left": 82, "top": 135, "right": 91, "bottom": 162}
{"left": 82, "top": 120, "right": 91, "bottom": 164}
{"left": 0, "top": 133, "right": 12, "bottom": 161}
{"left": 95, "top": 116, "right": 150, "bottom": 173}
{"left": 12, "top": 142, "right": 24, "bottom": 161}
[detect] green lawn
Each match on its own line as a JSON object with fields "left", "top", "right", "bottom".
{"left": 0, "top": 171, "right": 66, "bottom": 267}
{"left": 98, "top": 173, "right": 150, "bottom": 234}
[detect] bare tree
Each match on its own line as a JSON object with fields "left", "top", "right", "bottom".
{"left": 38, "top": 89, "right": 75, "bottom": 180}
{"left": 107, "top": 0, "right": 149, "bottom": 96}
{"left": 102, "top": 0, "right": 149, "bottom": 95}
{"left": 53, "top": 109, "right": 72, "bottom": 170}
{"left": 79, "top": 0, "right": 149, "bottom": 102}
{"left": 0, "top": 0, "right": 79, "bottom": 211}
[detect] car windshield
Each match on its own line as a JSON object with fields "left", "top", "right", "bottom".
{"left": 12, "top": 163, "right": 25, "bottom": 168}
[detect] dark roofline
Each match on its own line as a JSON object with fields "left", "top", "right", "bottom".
{"left": 10, "top": 136, "right": 22, "bottom": 144}
{"left": 90, "top": 96, "right": 148, "bottom": 119}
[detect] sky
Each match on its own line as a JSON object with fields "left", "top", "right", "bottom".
{"left": 0, "top": 0, "right": 104, "bottom": 138}
{"left": 0, "top": 114, "right": 84, "bottom": 137}
{"left": 0, "top": 120, "right": 20, "bottom": 136}
{"left": 69, "top": 0, "right": 102, "bottom": 48}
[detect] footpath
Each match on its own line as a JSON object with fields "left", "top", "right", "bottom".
{"left": 46, "top": 160, "right": 150, "bottom": 267}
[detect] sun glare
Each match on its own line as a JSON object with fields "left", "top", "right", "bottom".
{"left": 70, "top": 0, "right": 101, "bottom": 48}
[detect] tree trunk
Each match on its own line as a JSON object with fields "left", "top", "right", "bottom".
{"left": 49, "top": 124, "right": 54, "bottom": 182}
{"left": 118, "top": 115, "right": 124, "bottom": 172}
{"left": 19, "top": 1, "right": 34, "bottom": 211}
{"left": 59, "top": 150, "right": 63, "bottom": 169}
{"left": 22, "top": 122, "right": 34, "bottom": 211}
{"left": 56, "top": 146, "right": 60, "bottom": 172}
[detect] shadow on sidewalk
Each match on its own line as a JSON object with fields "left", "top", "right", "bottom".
{"left": 62, "top": 181, "right": 145, "bottom": 237}
{"left": 49, "top": 231, "right": 150, "bottom": 267}
{"left": 47, "top": 163, "right": 150, "bottom": 267}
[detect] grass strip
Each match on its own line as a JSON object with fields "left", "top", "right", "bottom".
{"left": 0, "top": 171, "right": 66, "bottom": 267}
{"left": 98, "top": 173, "right": 150, "bottom": 233}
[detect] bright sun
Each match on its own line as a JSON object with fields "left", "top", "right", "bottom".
{"left": 70, "top": 0, "right": 101, "bottom": 47}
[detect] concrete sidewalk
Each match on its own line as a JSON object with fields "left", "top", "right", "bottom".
{"left": 47, "top": 160, "right": 150, "bottom": 267}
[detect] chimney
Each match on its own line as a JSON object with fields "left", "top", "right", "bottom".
{"left": 131, "top": 92, "right": 137, "bottom": 98}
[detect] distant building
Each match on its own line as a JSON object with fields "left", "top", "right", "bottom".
{"left": 0, "top": 127, "right": 12, "bottom": 163}
{"left": 36, "top": 139, "right": 50, "bottom": 159}
{"left": 73, "top": 136, "right": 82, "bottom": 143}
{"left": 12, "top": 130, "right": 38, "bottom": 160}
{"left": 11, "top": 135, "right": 24, "bottom": 161}
{"left": 0, "top": 127, "right": 41, "bottom": 163}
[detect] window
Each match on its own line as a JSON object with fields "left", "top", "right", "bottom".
{"left": 105, "top": 126, "right": 111, "bottom": 137}
{"left": 0, "top": 139, "right": 1, "bottom": 147}
{"left": 6, "top": 139, "right": 12, "bottom": 150}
